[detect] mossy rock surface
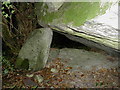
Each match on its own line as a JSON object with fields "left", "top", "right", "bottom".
{"left": 35, "top": 2, "right": 110, "bottom": 26}
{"left": 35, "top": 2, "right": 119, "bottom": 55}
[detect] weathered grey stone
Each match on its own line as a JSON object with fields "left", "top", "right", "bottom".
{"left": 48, "top": 48, "right": 118, "bottom": 71}
{"left": 51, "top": 24, "right": 120, "bottom": 56}
{"left": 46, "top": 2, "right": 64, "bottom": 12}
{"left": 48, "top": 48, "right": 60, "bottom": 62}
{"left": 26, "top": 74, "right": 34, "bottom": 78}
{"left": 50, "top": 68, "right": 58, "bottom": 73}
{"left": 35, "top": 2, "right": 119, "bottom": 56}
{"left": 16, "top": 28, "right": 53, "bottom": 71}
{"left": 34, "top": 75, "right": 44, "bottom": 83}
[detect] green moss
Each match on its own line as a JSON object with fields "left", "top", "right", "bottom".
{"left": 15, "top": 58, "right": 29, "bottom": 70}
{"left": 21, "top": 59, "right": 29, "bottom": 70}
{"left": 35, "top": 2, "right": 111, "bottom": 26}
{"left": 35, "top": 2, "right": 59, "bottom": 24}
{"left": 15, "top": 58, "right": 23, "bottom": 68}
{"left": 35, "top": 2, "right": 116, "bottom": 48}
{"left": 62, "top": 2, "right": 101, "bottom": 26}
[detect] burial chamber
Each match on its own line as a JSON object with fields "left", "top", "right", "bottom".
{"left": 35, "top": 2, "right": 120, "bottom": 56}
{"left": 16, "top": 2, "right": 120, "bottom": 71}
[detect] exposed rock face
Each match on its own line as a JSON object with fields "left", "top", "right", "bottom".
{"left": 48, "top": 48, "right": 118, "bottom": 71}
{"left": 54, "top": 21, "right": 119, "bottom": 56}
{"left": 35, "top": 2, "right": 119, "bottom": 56}
{"left": 16, "top": 28, "right": 53, "bottom": 71}
{"left": 35, "top": 2, "right": 111, "bottom": 26}
{"left": 46, "top": 2, "right": 64, "bottom": 12}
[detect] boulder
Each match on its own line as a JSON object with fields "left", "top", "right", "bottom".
{"left": 35, "top": 2, "right": 111, "bottom": 26}
{"left": 35, "top": 2, "right": 120, "bottom": 56}
{"left": 48, "top": 48, "right": 118, "bottom": 71}
{"left": 16, "top": 28, "right": 53, "bottom": 71}
{"left": 46, "top": 1, "right": 64, "bottom": 12}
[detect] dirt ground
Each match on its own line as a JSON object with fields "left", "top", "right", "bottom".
{"left": 2, "top": 48, "right": 120, "bottom": 88}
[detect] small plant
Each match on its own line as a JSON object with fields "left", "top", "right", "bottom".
{"left": 2, "top": 1, "right": 15, "bottom": 18}
{"left": 2, "top": 56, "right": 14, "bottom": 75}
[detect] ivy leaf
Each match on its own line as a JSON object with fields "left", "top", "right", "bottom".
{"left": 2, "top": 7, "right": 4, "bottom": 10}
{"left": 4, "top": 69, "right": 9, "bottom": 74}
{"left": 9, "top": 5, "right": 13, "bottom": 8}
{"left": 3, "top": 1, "right": 10, "bottom": 5}
{"left": 11, "top": 10, "right": 15, "bottom": 14}
{"left": 2, "top": 11, "right": 5, "bottom": 14}
{"left": 4, "top": 14, "right": 9, "bottom": 18}
{"left": 96, "top": 82, "right": 99, "bottom": 86}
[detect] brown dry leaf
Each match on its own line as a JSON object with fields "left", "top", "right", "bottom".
{"left": 66, "top": 67, "right": 72, "bottom": 70}
{"left": 58, "top": 79, "right": 63, "bottom": 82}
{"left": 55, "top": 58, "right": 61, "bottom": 60}
{"left": 99, "top": 68, "right": 108, "bottom": 72}
{"left": 81, "top": 74, "right": 84, "bottom": 77}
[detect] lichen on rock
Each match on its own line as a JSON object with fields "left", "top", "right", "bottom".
{"left": 16, "top": 28, "right": 53, "bottom": 71}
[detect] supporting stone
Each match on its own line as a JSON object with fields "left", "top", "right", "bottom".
{"left": 16, "top": 28, "right": 53, "bottom": 71}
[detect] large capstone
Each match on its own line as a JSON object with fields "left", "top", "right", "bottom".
{"left": 46, "top": 2, "right": 64, "bottom": 12}
{"left": 35, "top": 2, "right": 119, "bottom": 56}
{"left": 35, "top": 2, "right": 111, "bottom": 27}
{"left": 16, "top": 28, "right": 53, "bottom": 71}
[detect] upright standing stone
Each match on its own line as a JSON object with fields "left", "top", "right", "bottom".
{"left": 16, "top": 28, "right": 53, "bottom": 71}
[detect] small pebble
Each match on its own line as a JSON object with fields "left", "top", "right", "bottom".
{"left": 51, "top": 68, "right": 58, "bottom": 73}
{"left": 26, "top": 74, "right": 34, "bottom": 78}
{"left": 34, "top": 75, "right": 43, "bottom": 83}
